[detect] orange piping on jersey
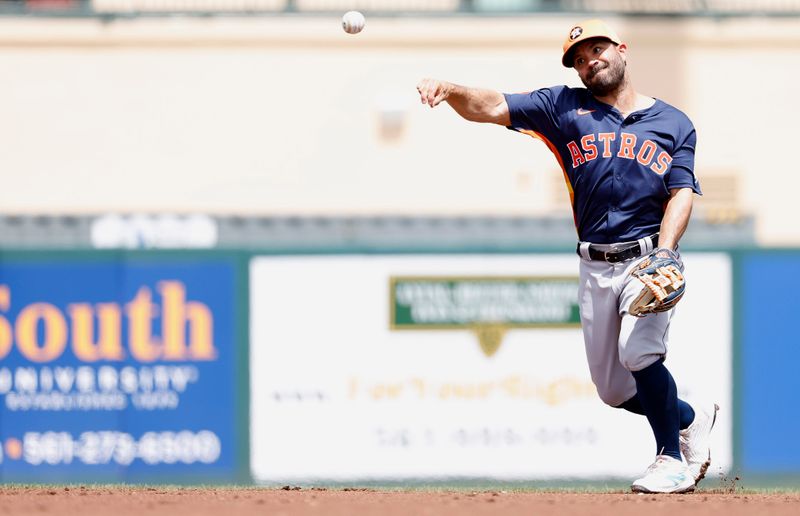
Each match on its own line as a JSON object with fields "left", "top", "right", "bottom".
{"left": 517, "top": 129, "right": 578, "bottom": 231}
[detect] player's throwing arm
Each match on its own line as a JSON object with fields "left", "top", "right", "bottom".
{"left": 416, "top": 79, "right": 511, "bottom": 125}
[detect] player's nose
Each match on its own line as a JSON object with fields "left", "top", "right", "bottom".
{"left": 587, "top": 60, "right": 603, "bottom": 74}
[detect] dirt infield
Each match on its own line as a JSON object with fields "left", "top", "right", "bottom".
{"left": 1, "top": 486, "right": 799, "bottom": 516}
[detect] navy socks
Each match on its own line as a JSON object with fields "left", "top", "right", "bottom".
{"left": 617, "top": 391, "right": 696, "bottom": 430}
{"left": 625, "top": 359, "right": 685, "bottom": 460}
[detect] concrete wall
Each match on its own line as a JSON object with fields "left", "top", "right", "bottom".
{"left": 0, "top": 15, "right": 797, "bottom": 243}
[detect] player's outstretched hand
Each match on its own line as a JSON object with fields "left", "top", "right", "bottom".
{"left": 416, "top": 79, "right": 453, "bottom": 108}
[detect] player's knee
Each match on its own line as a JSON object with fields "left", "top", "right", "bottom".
{"left": 594, "top": 385, "right": 631, "bottom": 407}
{"left": 618, "top": 350, "right": 662, "bottom": 373}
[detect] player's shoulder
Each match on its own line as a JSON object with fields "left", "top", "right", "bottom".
{"left": 532, "top": 85, "right": 590, "bottom": 109}
{"left": 653, "top": 98, "right": 695, "bottom": 127}
{"left": 505, "top": 85, "right": 589, "bottom": 115}
{"left": 540, "top": 84, "right": 587, "bottom": 101}
{"left": 650, "top": 99, "right": 697, "bottom": 144}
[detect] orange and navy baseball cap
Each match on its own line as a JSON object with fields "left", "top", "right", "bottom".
{"left": 561, "top": 19, "right": 622, "bottom": 68}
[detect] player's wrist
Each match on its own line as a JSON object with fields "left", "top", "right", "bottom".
{"left": 445, "top": 82, "right": 463, "bottom": 100}
{"left": 656, "top": 237, "right": 677, "bottom": 250}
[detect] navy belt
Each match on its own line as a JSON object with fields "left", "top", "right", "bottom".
{"left": 576, "top": 234, "right": 659, "bottom": 264}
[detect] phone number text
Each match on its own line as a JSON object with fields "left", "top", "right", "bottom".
{"left": 17, "top": 430, "right": 221, "bottom": 466}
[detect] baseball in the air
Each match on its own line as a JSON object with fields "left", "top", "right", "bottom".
{"left": 342, "top": 11, "right": 365, "bottom": 34}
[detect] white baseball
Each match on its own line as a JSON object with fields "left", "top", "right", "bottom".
{"left": 342, "top": 11, "right": 365, "bottom": 35}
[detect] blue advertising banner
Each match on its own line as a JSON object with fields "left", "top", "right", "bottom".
{"left": 740, "top": 252, "right": 800, "bottom": 474}
{"left": 0, "top": 258, "right": 240, "bottom": 482}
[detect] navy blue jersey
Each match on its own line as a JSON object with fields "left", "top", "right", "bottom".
{"left": 504, "top": 85, "right": 701, "bottom": 244}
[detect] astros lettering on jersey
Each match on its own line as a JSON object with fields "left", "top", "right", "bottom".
{"left": 504, "top": 86, "right": 701, "bottom": 244}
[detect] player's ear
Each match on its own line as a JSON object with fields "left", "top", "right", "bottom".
{"left": 617, "top": 42, "right": 628, "bottom": 62}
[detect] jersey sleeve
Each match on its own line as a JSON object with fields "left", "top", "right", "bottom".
{"left": 503, "top": 86, "right": 565, "bottom": 142}
{"left": 665, "top": 126, "right": 702, "bottom": 195}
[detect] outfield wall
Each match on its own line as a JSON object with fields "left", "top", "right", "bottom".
{"left": 738, "top": 252, "right": 800, "bottom": 476}
{"left": 0, "top": 248, "right": 795, "bottom": 484}
{"left": 249, "top": 253, "right": 732, "bottom": 482}
{"left": 0, "top": 252, "right": 251, "bottom": 483}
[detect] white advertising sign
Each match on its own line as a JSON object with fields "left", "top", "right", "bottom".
{"left": 250, "top": 254, "right": 732, "bottom": 482}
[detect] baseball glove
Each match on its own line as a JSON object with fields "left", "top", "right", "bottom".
{"left": 629, "top": 247, "right": 685, "bottom": 317}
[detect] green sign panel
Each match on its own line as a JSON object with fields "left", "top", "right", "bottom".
{"left": 390, "top": 276, "right": 581, "bottom": 356}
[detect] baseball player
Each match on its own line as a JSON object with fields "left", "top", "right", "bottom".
{"left": 416, "top": 20, "right": 718, "bottom": 493}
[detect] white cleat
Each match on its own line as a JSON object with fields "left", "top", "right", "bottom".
{"left": 680, "top": 402, "right": 719, "bottom": 485}
{"left": 631, "top": 455, "right": 696, "bottom": 494}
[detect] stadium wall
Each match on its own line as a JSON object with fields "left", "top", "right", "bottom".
{"left": 0, "top": 15, "right": 798, "bottom": 244}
